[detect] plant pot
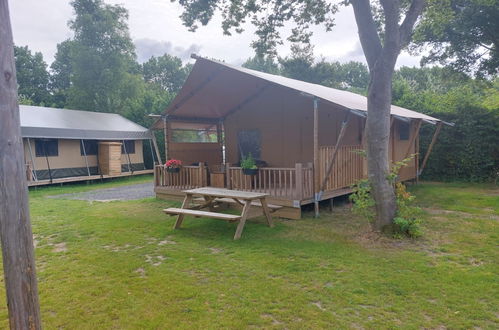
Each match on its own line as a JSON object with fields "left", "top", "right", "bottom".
{"left": 242, "top": 168, "right": 258, "bottom": 176}
{"left": 166, "top": 167, "right": 180, "bottom": 173}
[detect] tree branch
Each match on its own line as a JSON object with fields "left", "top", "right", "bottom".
{"left": 399, "top": 0, "right": 425, "bottom": 47}
{"left": 380, "top": 0, "right": 401, "bottom": 54}
{"left": 351, "top": 0, "right": 383, "bottom": 71}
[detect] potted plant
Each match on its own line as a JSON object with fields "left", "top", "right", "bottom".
{"left": 165, "top": 159, "right": 182, "bottom": 173}
{"left": 241, "top": 154, "right": 258, "bottom": 175}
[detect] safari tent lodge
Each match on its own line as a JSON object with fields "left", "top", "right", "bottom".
{"left": 21, "top": 105, "right": 154, "bottom": 186}
{"left": 152, "top": 55, "right": 447, "bottom": 219}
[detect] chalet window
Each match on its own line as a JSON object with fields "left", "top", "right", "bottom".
{"left": 35, "top": 139, "right": 58, "bottom": 157}
{"left": 171, "top": 129, "right": 217, "bottom": 143}
{"left": 399, "top": 122, "right": 410, "bottom": 140}
{"left": 80, "top": 140, "right": 98, "bottom": 156}
{"left": 121, "top": 140, "right": 135, "bottom": 154}
{"left": 238, "top": 129, "right": 261, "bottom": 160}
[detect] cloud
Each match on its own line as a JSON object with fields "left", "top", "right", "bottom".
{"left": 134, "top": 38, "right": 202, "bottom": 63}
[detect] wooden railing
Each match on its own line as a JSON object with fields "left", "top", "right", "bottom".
{"left": 154, "top": 164, "right": 208, "bottom": 190}
{"left": 319, "top": 145, "right": 365, "bottom": 191}
{"left": 227, "top": 164, "right": 313, "bottom": 200}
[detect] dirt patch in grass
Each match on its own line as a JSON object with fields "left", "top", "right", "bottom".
{"left": 52, "top": 242, "right": 67, "bottom": 253}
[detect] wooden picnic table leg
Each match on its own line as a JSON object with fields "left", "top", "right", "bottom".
{"left": 234, "top": 200, "right": 252, "bottom": 240}
{"left": 203, "top": 195, "right": 215, "bottom": 211}
{"left": 173, "top": 193, "right": 193, "bottom": 229}
{"left": 260, "top": 197, "right": 274, "bottom": 228}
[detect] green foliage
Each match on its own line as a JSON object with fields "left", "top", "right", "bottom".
{"left": 350, "top": 178, "right": 376, "bottom": 222}
{"left": 240, "top": 153, "right": 257, "bottom": 169}
{"left": 393, "top": 183, "right": 424, "bottom": 238}
{"left": 392, "top": 67, "right": 499, "bottom": 182}
{"left": 350, "top": 155, "right": 424, "bottom": 238}
{"left": 14, "top": 45, "right": 50, "bottom": 105}
{"left": 142, "top": 54, "right": 191, "bottom": 93}
{"left": 413, "top": 0, "right": 499, "bottom": 76}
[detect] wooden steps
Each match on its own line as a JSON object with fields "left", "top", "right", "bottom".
{"left": 163, "top": 208, "right": 241, "bottom": 222}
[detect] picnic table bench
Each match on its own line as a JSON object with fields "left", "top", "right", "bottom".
{"left": 163, "top": 187, "right": 275, "bottom": 240}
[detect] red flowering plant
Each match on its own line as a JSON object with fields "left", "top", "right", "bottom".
{"left": 164, "top": 159, "right": 182, "bottom": 169}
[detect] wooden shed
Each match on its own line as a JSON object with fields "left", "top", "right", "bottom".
{"left": 21, "top": 105, "right": 155, "bottom": 186}
{"left": 152, "top": 55, "right": 447, "bottom": 219}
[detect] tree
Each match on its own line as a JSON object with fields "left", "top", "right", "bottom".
{"left": 0, "top": 0, "right": 41, "bottom": 328}
{"left": 14, "top": 45, "right": 50, "bottom": 105}
{"left": 242, "top": 55, "right": 280, "bottom": 74}
{"left": 413, "top": 0, "right": 499, "bottom": 76}
{"left": 174, "top": 0, "right": 425, "bottom": 230}
{"left": 51, "top": 0, "right": 141, "bottom": 113}
{"left": 50, "top": 40, "right": 74, "bottom": 107}
{"left": 142, "top": 53, "right": 191, "bottom": 93}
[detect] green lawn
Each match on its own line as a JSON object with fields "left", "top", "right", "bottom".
{"left": 0, "top": 178, "right": 497, "bottom": 328}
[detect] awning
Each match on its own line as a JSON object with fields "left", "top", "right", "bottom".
{"left": 152, "top": 55, "right": 447, "bottom": 129}
{"left": 20, "top": 105, "right": 152, "bottom": 140}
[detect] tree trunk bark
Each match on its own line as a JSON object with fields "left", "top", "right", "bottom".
{"left": 0, "top": 0, "right": 42, "bottom": 328}
{"left": 366, "top": 57, "right": 397, "bottom": 231}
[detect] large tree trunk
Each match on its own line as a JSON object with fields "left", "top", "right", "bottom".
{"left": 366, "top": 57, "right": 397, "bottom": 230}
{"left": 0, "top": 0, "right": 42, "bottom": 328}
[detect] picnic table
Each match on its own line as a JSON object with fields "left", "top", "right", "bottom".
{"left": 163, "top": 187, "right": 275, "bottom": 240}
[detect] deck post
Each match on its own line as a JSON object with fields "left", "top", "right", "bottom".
{"left": 295, "top": 163, "right": 303, "bottom": 200}
{"left": 163, "top": 117, "right": 169, "bottom": 161}
{"left": 225, "top": 163, "right": 231, "bottom": 189}
{"left": 419, "top": 121, "right": 442, "bottom": 176}
{"left": 198, "top": 162, "right": 205, "bottom": 187}
{"left": 313, "top": 98, "right": 320, "bottom": 217}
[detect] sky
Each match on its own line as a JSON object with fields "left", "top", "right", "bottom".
{"left": 9, "top": 0, "right": 421, "bottom": 68}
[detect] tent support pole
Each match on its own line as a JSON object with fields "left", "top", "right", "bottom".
{"left": 27, "top": 138, "right": 37, "bottom": 181}
{"left": 404, "top": 119, "right": 423, "bottom": 160}
{"left": 123, "top": 140, "right": 133, "bottom": 174}
{"left": 81, "top": 140, "right": 91, "bottom": 176}
{"left": 419, "top": 121, "right": 443, "bottom": 176}
{"left": 313, "top": 98, "right": 320, "bottom": 218}
{"left": 151, "top": 132, "right": 162, "bottom": 164}
{"left": 43, "top": 143, "right": 53, "bottom": 183}
{"left": 319, "top": 111, "right": 351, "bottom": 192}
{"left": 148, "top": 139, "right": 155, "bottom": 168}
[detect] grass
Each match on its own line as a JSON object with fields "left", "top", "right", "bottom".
{"left": 0, "top": 178, "right": 497, "bottom": 328}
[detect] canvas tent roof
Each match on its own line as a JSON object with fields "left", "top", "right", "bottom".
{"left": 153, "top": 55, "right": 445, "bottom": 129}
{"left": 20, "top": 105, "right": 152, "bottom": 140}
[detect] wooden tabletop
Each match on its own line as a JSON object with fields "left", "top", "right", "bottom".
{"left": 183, "top": 187, "right": 268, "bottom": 200}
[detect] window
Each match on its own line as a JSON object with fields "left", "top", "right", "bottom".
{"left": 35, "top": 139, "right": 58, "bottom": 157}
{"left": 399, "top": 122, "right": 410, "bottom": 140}
{"left": 171, "top": 129, "right": 218, "bottom": 143}
{"left": 238, "top": 130, "right": 261, "bottom": 160}
{"left": 121, "top": 140, "right": 135, "bottom": 154}
{"left": 80, "top": 140, "right": 98, "bottom": 156}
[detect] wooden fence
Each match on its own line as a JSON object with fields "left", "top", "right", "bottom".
{"left": 154, "top": 164, "right": 208, "bottom": 190}
{"left": 227, "top": 164, "right": 313, "bottom": 200}
{"left": 319, "top": 145, "right": 365, "bottom": 191}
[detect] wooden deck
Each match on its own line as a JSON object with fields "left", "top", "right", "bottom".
{"left": 27, "top": 169, "right": 153, "bottom": 187}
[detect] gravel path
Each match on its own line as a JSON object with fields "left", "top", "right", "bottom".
{"left": 48, "top": 182, "right": 155, "bottom": 201}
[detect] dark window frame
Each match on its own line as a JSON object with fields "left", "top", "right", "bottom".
{"left": 35, "top": 139, "right": 58, "bottom": 157}
{"left": 80, "top": 140, "right": 98, "bottom": 156}
{"left": 399, "top": 122, "right": 410, "bottom": 141}
{"left": 121, "top": 140, "right": 136, "bottom": 154}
